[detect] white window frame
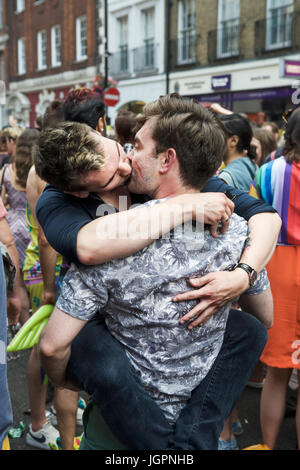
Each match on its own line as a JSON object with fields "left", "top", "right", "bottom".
{"left": 17, "top": 37, "right": 26, "bottom": 75}
{"left": 16, "top": 0, "right": 25, "bottom": 13}
{"left": 177, "top": 0, "right": 196, "bottom": 64}
{"left": 37, "top": 30, "right": 47, "bottom": 70}
{"left": 217, "top": 0, "right": 240, "bottom": 58}
{"left": 51, "top": 25, "right": 61, "bottom": 67}
{"left": 76, "top": 15, "right": 88, "bottom": 62}
{"left": 117, "top": 15, "right": 129, "bottom": 72}
{"left": 266, "top": 0, "right": 293, "bottom": 50}
{"left": 141, "top": 7, "right": 155, "bottom": 68}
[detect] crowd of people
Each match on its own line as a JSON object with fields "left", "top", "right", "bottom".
{"left": 0, "top": 88, "right": 299, "bottom": 452}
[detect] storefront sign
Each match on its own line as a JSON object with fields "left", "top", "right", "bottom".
{"left": 233, "top": 86, "right": 292, "bottom": 101}
{"left": 211, "top": 74, "right": 231, "bottom": 91}
{"left": 184, "top": 80, "right": 207, "bottom": 90}
{"left": 282, "top": 60, "right": 300, "bottom": 78}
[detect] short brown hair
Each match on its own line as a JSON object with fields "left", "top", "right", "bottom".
{"left": 282, "top": 107, "right": 300, "bottom": 163}
{"left": 263, "top": 121, "right": 279, "bottom": 135}
{"left": 135, "top": 95, "right": 227, "bottom": 189}
{"left": 253, "top": 127, "right": 277, "bottom": 165}
{"left": 42, "top": 100, "right": 64, "bottom": 130}
{"left": 115, "top": 110, "right": 136, "bottom": 146}
{"left": 14, "top": 128, "right": 40, "bottom": 189}
{"left": 33, "top": 121, "right": 106, "bottom": 191}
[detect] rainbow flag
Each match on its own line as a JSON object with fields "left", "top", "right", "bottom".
{"left": 249, "top": 157, "right": 300, "bottom": 246}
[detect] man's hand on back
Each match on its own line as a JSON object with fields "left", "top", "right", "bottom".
{"left": 173, "top": 269, "right": 249, "bottom": 329}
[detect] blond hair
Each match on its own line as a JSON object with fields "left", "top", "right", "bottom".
{"left": 2, "top": 126, "right": 24, "bottom": 142}
{"left": 34, "top": 122, "right": 105, "bottom": 191}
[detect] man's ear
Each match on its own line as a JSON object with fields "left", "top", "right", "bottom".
{"left": 159, "top": 148, "right": 177, "bottom": 174}
{"left": 228, "top": 135, "right": 239, "bottom": 148}
{"left": 96, "top": 117, "right": 105, "bottom": 135}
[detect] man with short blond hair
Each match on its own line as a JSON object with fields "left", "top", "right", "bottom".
{"left": 34, "top": 122, "right": 106, "bottom": 193}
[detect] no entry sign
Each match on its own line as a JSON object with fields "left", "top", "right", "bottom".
{"left": 104, "top": 87, "right": 120, "bottom": 107}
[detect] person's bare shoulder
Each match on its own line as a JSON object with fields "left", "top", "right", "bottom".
{"left": 26, "top": 165, "right": 47, "bottom": 214}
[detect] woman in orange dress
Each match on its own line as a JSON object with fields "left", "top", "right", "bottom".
{"left": 250, "top": 108, "right": 300, "bottom": 449}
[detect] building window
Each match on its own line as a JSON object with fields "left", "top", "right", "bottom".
{"left": 118, "top": 15, "right": 128, "bottom": 72}
{"left": 37, "top": 30, "right": 47, "bottom": 70}
{"left": 16, "top": 0, "right": 25, "bottom": 13}
{"left": 178, "top": 0, "right": 196, "bottom": 64}
{"left": 217, "top": 0, "right": 240, "bottom": 58}
{"left": 51, "top": 25, "right": 61, "bottom": 67}
{"left": 17, "top": 37, "right": 26, "bottom": 75}
{"left": 141, "top": 8, "right": 155, "bottom": 68}
{"left": 76, "top": 15, "right": 87, "bottom": 61}
{"left": 266, "top": 0, "right": 293, "bottom": 49}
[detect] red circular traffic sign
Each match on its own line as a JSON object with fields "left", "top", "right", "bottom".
{"left": 103, "top": 87, "right": 120, "bottom": 107}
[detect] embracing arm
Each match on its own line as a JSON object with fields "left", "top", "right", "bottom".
{"left": 175, "top": 180, "right": 281, "bottom": 329}
{"left": 239, "top": 287, "right": 273, "bottom": 329}
{"left": 238, "top": 212, "right": 280, "bottom": 272}
{"left": 37, "top": 186, "right": 234, "bottom": 265}
{"left": 76, "top": 192, "right": 234, "bottom": 265}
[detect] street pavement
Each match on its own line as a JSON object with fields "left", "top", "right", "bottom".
{"left": 6, "top": 348, "right": 299, "bottom": 452}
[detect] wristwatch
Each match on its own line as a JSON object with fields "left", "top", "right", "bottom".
{"left": 229, "top": 263, "right": 258, "bottom": 287}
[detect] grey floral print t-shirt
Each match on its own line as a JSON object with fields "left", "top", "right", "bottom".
{"left": 57, "top": 200, "right": 269, "bottom": 424}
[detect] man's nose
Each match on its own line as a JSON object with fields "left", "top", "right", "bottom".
{"left": 119, "top": 159, "right": 132, "bottom": 176}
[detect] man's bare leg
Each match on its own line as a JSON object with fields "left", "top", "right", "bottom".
{"left": 54, "top": 388, "right": 78, "bottom": 450}
{"left": 27, "top": 346, "right": 48, "bottom": 431}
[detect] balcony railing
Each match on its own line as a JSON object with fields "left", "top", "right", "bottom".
{"left": 208, "top": 22, "right": 242, "bottom": 64}
{"left": 168, "top": 31, "right": 200, "bottom": 70}
{"left": 108, "top": 46, "right": 130, "bottom": 78}
{"left": 255, "top": 11, "right": 300, "bottom": 56}
{"left": 133, "top": 41, "right": 158, "bottom": 74}
{"left": 109, "top": 42, "right": 159, "bottom": 78}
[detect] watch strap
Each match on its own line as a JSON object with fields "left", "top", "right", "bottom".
{"left": 235, "top": 263, "right": 256, "bottom": 286}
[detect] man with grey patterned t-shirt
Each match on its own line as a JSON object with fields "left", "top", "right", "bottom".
{"left": 56, "top": 205, "right": 269, "bottom": 424}
{"left": 39, "top": 96, "right": 272, "bottom": 448}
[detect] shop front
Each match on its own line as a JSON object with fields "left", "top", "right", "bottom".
{"left": 190, "top": 85, "right": 295, "bottom": 125}
{"left": 171, "top": 56, "right": 300, "bottom": 126}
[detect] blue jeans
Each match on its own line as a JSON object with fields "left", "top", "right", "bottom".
{"left": 66, "top": 309, "right": 267, "bottom": 450}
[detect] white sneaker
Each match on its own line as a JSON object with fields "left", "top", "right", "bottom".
{"left": 25, "top": 420, "right": 60, "bottom": 450}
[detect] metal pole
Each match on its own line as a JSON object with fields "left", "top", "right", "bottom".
{"left": 104, "top": 0, "right": 108, "bottom": 90}
{"left": 166, "top": 0, "right": 171, "bottom": 95}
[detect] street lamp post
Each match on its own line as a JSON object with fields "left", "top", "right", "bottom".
{"left": 104, "top": 0, "right": 108, "bottom": 91}
{"left": 166, "top": 0, "right": 172, "bottom": 95}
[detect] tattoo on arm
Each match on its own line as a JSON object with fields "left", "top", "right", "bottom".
{"left": 243, "top": 235, "right": 251, "bottom": 251}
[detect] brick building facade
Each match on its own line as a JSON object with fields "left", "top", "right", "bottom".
{"left": 4, "top": 0, "right": 99, "bottom": 126}
{"left": 1, "top": 1, "right": 299, "bottom": 126}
